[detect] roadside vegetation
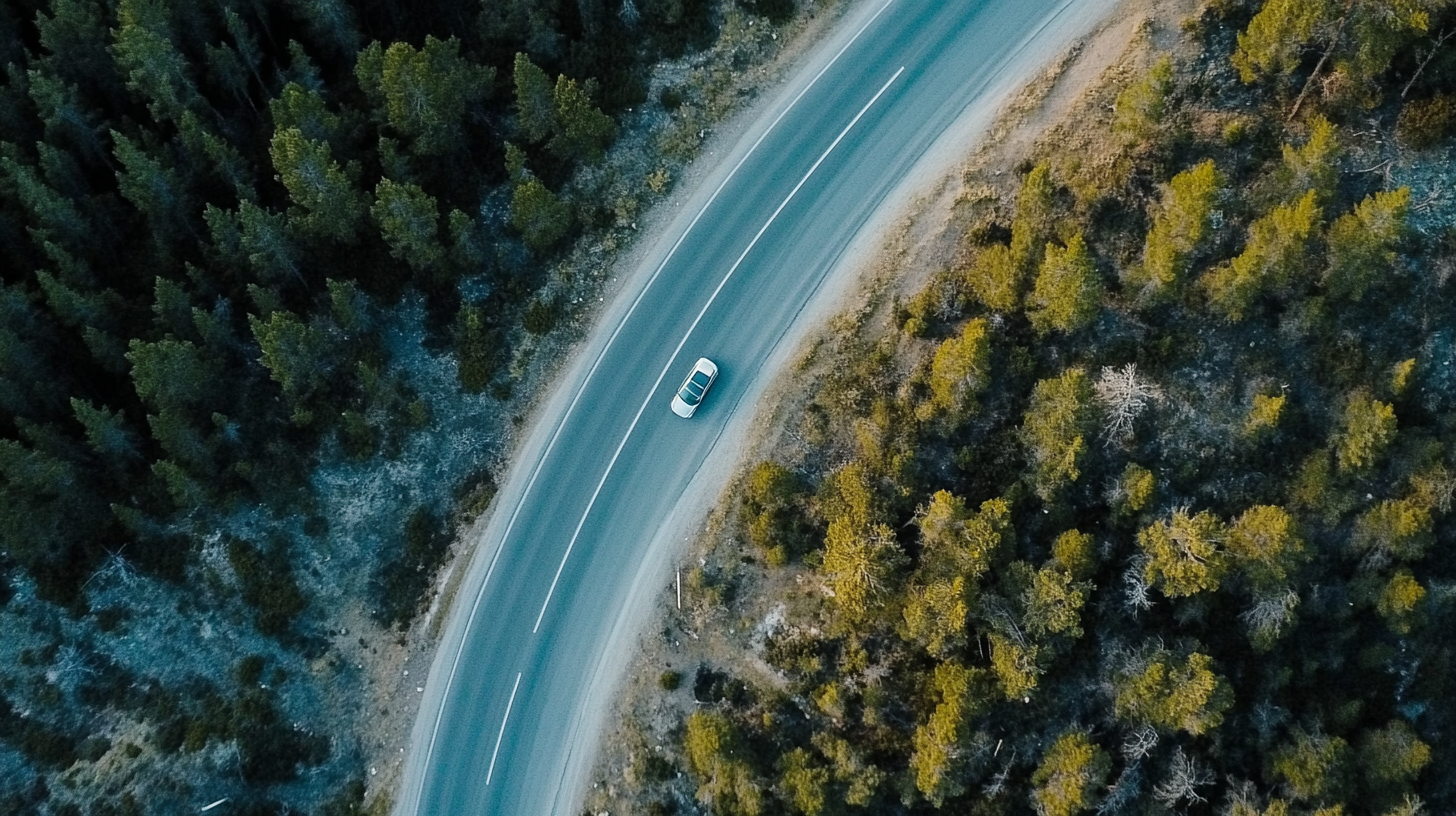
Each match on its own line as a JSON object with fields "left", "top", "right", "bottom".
{"left": 602, "top": 1, "right": 1456, "bottom": 814}
{"left": 0, "top": 0, "right": 826, "bottom": 812}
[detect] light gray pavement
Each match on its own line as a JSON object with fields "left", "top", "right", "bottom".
{"left": 395, "top": 0, "right": 1121, "bottom": 812}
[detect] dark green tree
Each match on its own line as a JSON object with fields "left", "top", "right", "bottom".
{"left": 355, "top": 37, "right": 493, "bottom": 156}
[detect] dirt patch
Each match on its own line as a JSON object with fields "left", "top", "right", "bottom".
{"left": 578, "top": 0, "right": 1200, "bottom": 812}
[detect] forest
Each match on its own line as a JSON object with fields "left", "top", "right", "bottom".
{"left": 610, "top": 0, "right": 1456, "bottom": 814}
{"left": 0, "top": 0, "right": 798, "bottom": 812}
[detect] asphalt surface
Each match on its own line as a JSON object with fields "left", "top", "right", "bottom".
{"left": 395, "top": 0, "right": 1120, "bottom": 812}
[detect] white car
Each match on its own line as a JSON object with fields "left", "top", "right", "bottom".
{"left": 671, "top": 358, "right": 719, "bottom": 418}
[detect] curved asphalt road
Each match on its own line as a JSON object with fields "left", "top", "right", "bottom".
{"left": 396, "top": 0, "right": 1120, "bottom": 812}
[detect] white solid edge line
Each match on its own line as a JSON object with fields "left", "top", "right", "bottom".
{"left": 485, "top": 672, "right": 523, "bottom": 786}
{"left": 532, "top": 65, "right": 908, "bottom": 635}
{"left": 405, "top": 0, "right": 899, "bottom": 806}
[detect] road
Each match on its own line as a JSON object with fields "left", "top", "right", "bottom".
{"left": 395, "top": 0, "right": 1120, "bottom": 812}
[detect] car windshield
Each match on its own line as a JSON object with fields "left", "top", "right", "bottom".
{"left": 679, "top": 371, "right": 710, "bottom": 404}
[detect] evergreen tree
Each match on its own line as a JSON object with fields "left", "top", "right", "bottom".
{"left": 927, "top": 317, "right": 990, "bottom": 414}
{"left": 1113, "top": 650, "right": 1232, "bottom": 736}
{"left": 1201, "top": 190, "right": 1322, "bottom": 321}
{"left": 249, "top": 310, "right": 334, "bottom": 424}
{"left": 371, "top": 178, "right": 444, "bottom": 273}
{"left": 1021, "top": 368, "right": 1095, "bottom": 500}
{"left": 269, "top": 82, "right": 344, "bottom": 146}
{"left": 1028, "top": 233, "right": 1101, "bottom": 334}
{"left": 910, "top": 662, "right": 983, "bottom": 805}
{"left": 513, "top": 52, "right": 556, "bottom": 144}
{"left": 356, "top": 37, "right": 493, "bottom": 157}
{"left": 549, "top": 75, "right": 616, "bottom": 164}
{"left": 1226, "top": 504, "right": 1305, "bottom": 589}
{"left": 1031, "top": 731, "right": 1112, "bottom": 816}
{"left": 1139, "top": 508, "right": 1228, "bottom": 598}
{"left": 1113, "top": 56, "right": 1174, "bottom": 146}
{"left": 111, "top": 129, "right": 188, "bottom": 239}
{"left": 1324, "top": 187, "right": 1410, "bottom": 301}
{"left": 1334, "top": 391, "right": 1396, "bottom": 473}
{"left": 269, "top": 127, "right": 366, "bottom": 242}
{"left": 126, "top": 336, "right": 219, "bottom": 414}
{"left": 1274, "top": 117, "right": 1340, "bottom": 206}
{"left": 112, "top": 0, "right": 203, "bottom": 123}
{"left": 509, "top": 175, "right": 571, "bottom": 252}
{"left": 1128, "top": 159, "right": 1223, "bottom": 304}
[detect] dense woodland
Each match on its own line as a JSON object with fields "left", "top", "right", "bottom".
{"left": 629, "top": 1, "right": 1456, "bottom": 815}
{"left": 0, "top": 0, "right": 800, "bottom": 812}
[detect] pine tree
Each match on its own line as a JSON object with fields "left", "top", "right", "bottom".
{"left": 1226, "top": 504, "right": 1305, "bottom": 590}
{"left": 1232, "top": 0, "right": 1334, "bottom": 83}
{"left": 1272, "top": 730, "right": 1349, "bottom": 802}
{"left": 910, "top": 662, "right": 982, "bottom": 804}
{"left": 269, "top": 82, "right": 344, "bottom": 146}
{"left": 111, "top": 130, "right": 188, "bottom": 239}
{"left": 126, "top": 336, "right": 219, "bottom": 414}
{"left": 356, "top": 37, "right": 494, "bottom": 156}
{"left": 918, "top": 491, "right": 1012, "bottom": 581}
{"left": 1021, "top": 368, "right": 1095, "bottom": 500}
{"left": 1201, "top": 190, "right": 1322, "bottom": 321}
{"left": 1113, "top": 650, "right": 1232, "bottom": 735}
{"left": 249, "top": 310, "right": 334, "bottom": 424}
{"left": 1274, "top": 117, "right": 1340, "bottom": 206}
{"left": 901, "top": 576, "right": 969, "bottom": 656}
{"left": 1029, "top": 234, "right": 1101, "bottom": 334}
{"left": 1334, "top": 391, "right": 1396, "bottom": 473}
{"left": 269, "top": 127, "right": 366, "bottom": 242}
{"left": 1139, "top": 508, "right": 1228, "bottom": 597}
{"left": 927, "top": 317, "right": 990, "bottom": 414}
{"left": 509, "top": 175, "right": 571, "bottom": 252}
{"left": 1359, "top": 720, "right": 1431, "bottom": 784}
{"left": 0, "top": 150, "right": 90, "bottom": 248}
{"left": 70, "top": 398, "right": 140, "bottom": 461}
{"left": 1031, "top": 731, "right": 1112, "bottom": 816}
{"left": 27, "top": 69, "right": 106, "bottom": 162}
{"left": 778, "top": 748, "right": 829, "bottom": 816}
{"left": 371, "top": 178, "right": 444, "bottom": 273}
{"left": 1376, "top": 569, "right": 1425, "bottom": 634}
{"left": 1128, "top": 160, "right": 1223, "bottom": 304}
{"left": 1353, "top": 498, "right": 1432, "bottom": 562}
{"left": 1113, "top": 56, "right": 1174, "bottom": 146}
{"left": 965, "top": 163, "right": 1055, "bottom": 311}
{"left": 286, "top": 0, "right": 361, "bottom": 57}
{"left": 1324, "top": 187, "right": 1410, "bottom": 300}
{"left": 112, "top": 0, "right": 203, "bottom": 123}
{"left": 549, "top": 75, "right": 616, "bottom": 164}
{"left": 513, "top": 52, "right": 556, "bottom": 144}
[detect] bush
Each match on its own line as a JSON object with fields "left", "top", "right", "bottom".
{"left": 659, "top": 670, "right": 682, "bottom": 690}
{"left": 226, "top": 537, "right": 308, "bottom": 638}
{"left": 659, "top": 86, "right": 685, "bottom": 111}
{"left": 1396, "top": 95, "right": 1456, "bottom": 148}
{"left": 375, "top": 508, "right": 452, "bottom": 628}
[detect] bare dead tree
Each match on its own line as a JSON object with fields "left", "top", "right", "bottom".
{"left": 1241, "top": 586, "right": 1300, "bottom": 641}
{"left": 982, "top": 752, "right": 1016, "bottom": 798}
{"left": 1402, "top": 29, "right": 1454, "bottom": 98}
{"left": 1097, "top": 763, "right": 1144, "bottom": 816}
{"left": 1122, "top": 556, "right": 1154, "bottom": 615}
{"left": 1122, "top": 724, "right": 1159, "bottom": 761}
{"left": 1288, "top": 0, "right": 1358, "bottom": 121}
{"left": 1094, "top": 364, "right": 1162, "bottom": 442}
{"left": 46, "top": 644, "right": 97, "bottom": 693}
{"left": 1152, "top": 747, "right": 1215, "bottom": 808}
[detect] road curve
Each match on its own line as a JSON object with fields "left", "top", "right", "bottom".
{"left": 396, "top": 0, "right": 1121, "bottom": 812}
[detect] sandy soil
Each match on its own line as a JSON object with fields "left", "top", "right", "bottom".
{"left": 577, "top": 0, "right": 1203, "bottom": 811}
